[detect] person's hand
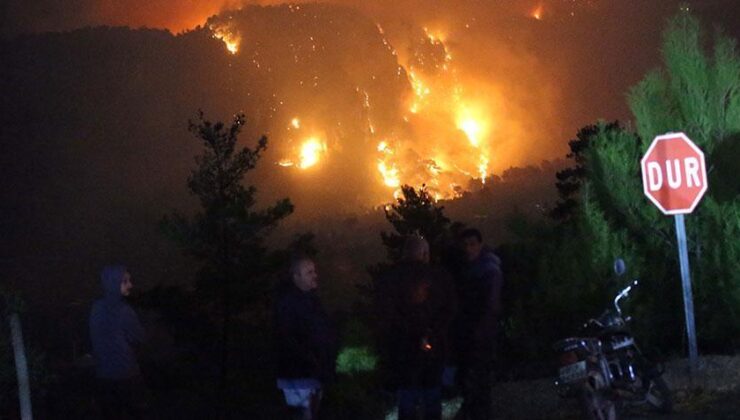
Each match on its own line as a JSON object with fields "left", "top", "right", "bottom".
{"left": 420, "top": 336, "right": 433, "bottom": 352}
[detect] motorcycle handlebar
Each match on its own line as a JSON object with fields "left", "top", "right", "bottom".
{"left": 585, "top": 318, "right": 604, "bottom": 328}
{"left": 614, "top": 279, "right": 639, "bottom": 315}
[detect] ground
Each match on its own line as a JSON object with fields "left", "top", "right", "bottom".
{"left": 483, "top": 355, "right": 740, "bottom": 419}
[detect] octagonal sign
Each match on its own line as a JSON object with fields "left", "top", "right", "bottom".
{"left": 641, "top": 132, "right": 707, "bottom": 215}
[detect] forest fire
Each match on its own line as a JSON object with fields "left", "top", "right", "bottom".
{"left": 210, "top": 21, "right": 240, "bottom": 54}
{"left": 531, "top": 4, "right": 545, "bottom": 20}
{"left": 276, "top": 136, "right": 327, "bottom": 169}
{"left": 198, "top": 3, "right": 559, "bottom": 205}
{"left": 298, "top": 138, "right": 326, "bottom": 169}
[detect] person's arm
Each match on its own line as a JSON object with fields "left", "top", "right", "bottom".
{"left": 122, "top": 304, "right": 145, "bottom": 345}
{"left": 307, "top": 300, "right": 337, "bottom": 382}
{"left": 277, "top": 297, "right": 315, "bottom": 365}
{"left": 487, "top": 265, "right": 504, "bottom": 318}
{"left": 474, "top": 262, "right": 504, "bottom": 341}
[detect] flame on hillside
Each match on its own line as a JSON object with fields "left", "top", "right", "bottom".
{"left": 203, "top": 4, "right": 559, "bottom": 206}
{"left": 531, "top": 4, "right": 545, "bottom": 20}
{"left": 210, "top": 21, "right": 240, "bottom": 54}
{"left": 208, "top": 16, "right": 496, "bottom": 200}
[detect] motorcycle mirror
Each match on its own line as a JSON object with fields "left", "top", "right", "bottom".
{"left": 614, "top": 258, "right": 627, "bottom": 276}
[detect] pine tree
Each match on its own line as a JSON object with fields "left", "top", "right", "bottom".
{"left": 551, "top": 121, "right": 621, "bottom": 221}
{"left": 162, "top": 111, "right": 293, "bottom": 389}
{"left": 574, "top": 9, "right": 740, "bottom": 351}
{"left": 380, "top": 184, "right": 460, "bottom": 263}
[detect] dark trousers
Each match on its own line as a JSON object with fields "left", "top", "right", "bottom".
{"left": 398, "top": 387, "right": 442, "bottom": 420}
{"left": 457, "top": 345, "right": 495, "bottom": 420}
{"left": 96, "top": 376, "right": 148, "bottom": 420}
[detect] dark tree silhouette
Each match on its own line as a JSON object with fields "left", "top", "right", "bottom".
{"left": 161, "top": 111, "right": 293, "bottom": 391}
{"left": 380, "top": 184, "right": 462, "bottom": 264}
{"left": 551, "top": 121, "right": 621, "bottom": 221}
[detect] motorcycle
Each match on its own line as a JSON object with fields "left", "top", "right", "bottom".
{"left": 553, "top": 259, "right": 672, "bottom": 419}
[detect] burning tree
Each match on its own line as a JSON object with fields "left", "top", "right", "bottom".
{"left": 162, "top": 111, "right": 293, "bottom": 390}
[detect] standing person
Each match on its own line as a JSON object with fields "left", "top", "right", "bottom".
{"left": 378, "top": 236, "right": 456, "bottom": 420}
{"left": 89, "top": 265, "right": 147, "bottom": 419}
{"left": 275, "top": 255, "right": 337, "bottom": 419}
{"left": 452, "top": 228, "right": 504, "bottom": 420}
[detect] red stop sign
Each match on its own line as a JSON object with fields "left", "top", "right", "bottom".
{"left": 641, "top": 132, "right": 707, "bottom": 215}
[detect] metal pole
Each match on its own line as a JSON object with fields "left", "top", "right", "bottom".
{"left": 10, "top": 312, "right": 33, "bottom": 420}
{"left": 675, "top": 214, "right": 699, "bottom": 372}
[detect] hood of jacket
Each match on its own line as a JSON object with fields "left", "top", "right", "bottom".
{"left": 100, "top": 265, "right": 127, "bottom": 300}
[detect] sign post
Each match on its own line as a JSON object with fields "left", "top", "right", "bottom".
{"left": 641, "top": 132, "right": 707, "bottom": 372}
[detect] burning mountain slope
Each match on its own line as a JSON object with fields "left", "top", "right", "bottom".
{"left": 6, "top": 1, "right": 636, "bottom": 239}
{"left": 203, "top": 4, "right": 563, "bottom": 204}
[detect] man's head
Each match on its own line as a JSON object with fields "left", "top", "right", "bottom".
{"left": 402, "top": 235, "right": 430, "bottom": 263}
{"left": 460, "top": 228, "right": 484, "bottom": 262}
{"left": 100, "top": 265, "right": 132, "bottom": 298}
{"left": 120, "top": 272, "right": 133, "bottom": 297}
{"left": 291, "top": 255, "right": 318, "bottom": 292}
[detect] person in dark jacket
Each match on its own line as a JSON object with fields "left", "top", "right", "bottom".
{"left": 452, "top": 228, "right": 504, "bottom": 420}
{"left": 89, "top": 265, "right": 146, "bottom": 419}
{"left": 377, "top": 236, "right": 456, "bottom": 420}
{"left": 275, "top": 255, "right": 337, "bottom": 419}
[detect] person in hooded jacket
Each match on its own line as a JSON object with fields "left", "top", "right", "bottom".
{"left": 89, "top": 265, "right": 146, "bottom": 419}
{"left": 452, "top": 228, "right": 504, "bottom": 420}
{"left": 377, "top": 235, "right": 456, "bottom": 420}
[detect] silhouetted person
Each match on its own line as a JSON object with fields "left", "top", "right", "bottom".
{"left": 378, "top": 236, "right": 456, "bottom": 420}
{"left": 452, "top": 229, "right": 504, "bottom": 420}
{"left": 275, "top": 255, "right": 337, "bottom": 419}
{"left": 89, "top": 265, "right": 146, "bottom": 419}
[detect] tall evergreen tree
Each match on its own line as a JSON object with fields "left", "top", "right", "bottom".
{"left": 572, "top": 9, "right": 740, "bottom": 351}
{"left": 551, "top": 121, "right": 621, "bottom": 221}
{"left": 162, "top": 111, "right": 293, "bottom": 388}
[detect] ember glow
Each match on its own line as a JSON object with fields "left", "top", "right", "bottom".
{"left": 278, "top": 136, "right": 328, "bottom": 169}
{"left": 210, "top": 21, "right": 240, "bottom": 54}
{"left": 378, "top": 161, "right": 401, "bottom": 188}
{"left": 298, "top": 138, "right": 326, "bottom": 169}
{"left": 456, "top": 105, "right": 491, "bottom": 148}
{"left": 531, "top": 4, "right": 545, "bottom": 20}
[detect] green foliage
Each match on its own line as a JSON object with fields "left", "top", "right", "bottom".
{"left": 552, "top": 121, "right": 621, "bottom": 221}
{"left": 334, "top": 317, "right": 378, "bottom": 375}
{"left": 629, "top": 11, "right": 740, "bottom": 154}
{"left": 336, "top": 346, "right": 378, "bottom": 375}
{"left": 573, "top": 11, "right": 740, "bottom": 352}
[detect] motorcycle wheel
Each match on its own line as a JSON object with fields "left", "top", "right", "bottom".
{"left": 580, "top": 383, "right": 617, "bottom": 420}
{"left": 645, "top": 377, "right": 673, "bottom": 413}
